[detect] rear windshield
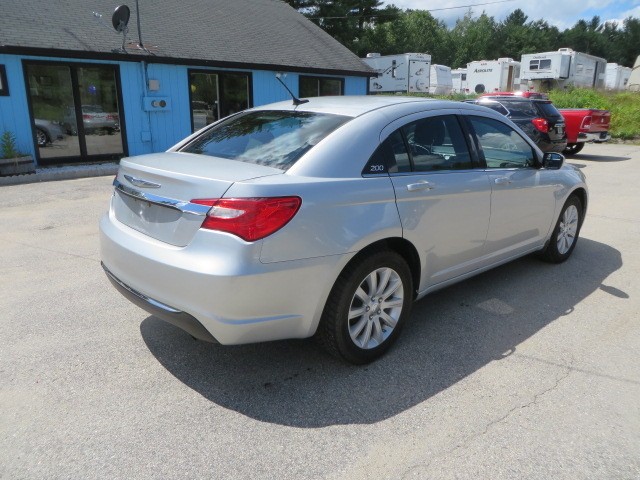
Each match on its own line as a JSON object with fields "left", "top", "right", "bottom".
{"left": 181, "top": 110, "right": 350, "bottom": 170}
{"left": 536, "top": 102, "right": 563, "bottom": 118}
{"left": 498, "top": 100, "right": 537, "bottom": 117}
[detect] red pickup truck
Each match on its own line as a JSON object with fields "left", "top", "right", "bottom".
{"left": 557, "top": 109, "right": 611, "bottom": 155}
{"left": 478, "top": 92, "right": 612, "bottom": 156}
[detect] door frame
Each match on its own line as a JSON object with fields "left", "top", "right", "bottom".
{"left": 22, "top": 59, "right": 128, "bottom": 165}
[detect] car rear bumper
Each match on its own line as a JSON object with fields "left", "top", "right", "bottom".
{"left": 102, "top": 263, "right": 218, "bottom": 342}
{"left": 538, "top": 137, "right": 567, "bottom": 153}
{"left": 99, "top": 211, "right": 348, "bottom": 345}
{"left": 579, "top": 132, "right": 611, "bottom": 143}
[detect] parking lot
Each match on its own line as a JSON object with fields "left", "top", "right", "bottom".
{"left": 1, "top": 142, "right": 639, "bottom": 479}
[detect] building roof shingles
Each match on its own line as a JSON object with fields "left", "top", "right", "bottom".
{"left": 0, "top": 0, "right": 372, "bottom": 76}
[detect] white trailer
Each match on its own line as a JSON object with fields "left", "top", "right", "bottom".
{"left": 520, "top": 48, "right": 607, "bottom": 90}
{"left": 451, "top": 68, "right": 468, "bottom": 94}
{"left": 363, "top": 53, "right": 431, "bottom": 93}
{"left": 605, "top": 63, "right": 633, "bottom": 90}
{"left": 429, "top": 64, "right": 453, "bottom": 95}
{"left": 629, "top": 56, "right": 640, "bottom": 92}
{"left": 465, "top": 58, "right": 521, "bottom": 94}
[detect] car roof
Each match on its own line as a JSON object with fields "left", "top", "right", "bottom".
{"left": 251, "top": 95, "right": 465, "bottom": 118}
{"left": 480, "top": 96, "right": 551, "bottom": 104}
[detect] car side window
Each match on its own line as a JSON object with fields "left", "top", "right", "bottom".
{"left": 402, "top": 115, "right": 472, "bottom": 171}
{"left": 363, "top": 130, "right": 410, "bottom": 175}
{"left": 468, "top": 116, "right": 536, "bottom": 169}
{"left": 478, "top": 101, "right": 509, "bottom": 116}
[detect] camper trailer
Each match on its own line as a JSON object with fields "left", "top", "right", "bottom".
{"left": 466, "top": 58, "right": 521, "bottom": 94}
{"left": 429, "top": 64, "right": 453, "bottom": 95}
{"left": 605, "top": 63, "right": 633, "bottom": 90}
{"left": 629, "top": 56, "right": 640, "bottom": 92}
{"left": 520, "top": 48, "right": 607, "bottom": 90}
{"left": 451, "top": 68, "right": 468, "bottom": 94}
{"left": 363, "top": 53, "right": 431, "bottom": 93}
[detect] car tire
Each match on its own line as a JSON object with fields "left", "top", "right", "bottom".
{"left": 538, "top": 195, "right": 583, "bottom": 264}
{"left": 317, "top": 250, "right": 413, "bottom": 364}
{"left": 36, "top": 128, "right": 49, "bottom": 147}
{"left": 563, "top": 143, "right": 584, "bottom": 156}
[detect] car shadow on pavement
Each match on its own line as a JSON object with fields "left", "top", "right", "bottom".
{"left": 571, "top": 153, "right": 631, "bottom": 162}
{"left": 140, "top": 238, "right": 623, "bottom": 427}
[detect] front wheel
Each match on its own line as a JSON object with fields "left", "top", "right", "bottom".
{"left": 538, "top": 195, "right": 583, "bottom": 263}
{"left": 563, "top": 143, "right": 584, "bottom": 156}
{"left": 36, "top": 128, "right": 49, "bottom": 147}
{"left": 317, "top": 250, "right": 413, "bottom": 364}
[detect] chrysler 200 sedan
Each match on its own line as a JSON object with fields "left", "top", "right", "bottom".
{"left": 100, "top": 96, "right": 587, "bottom": 364}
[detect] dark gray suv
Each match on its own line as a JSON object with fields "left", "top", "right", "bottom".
{"left": 466, "top": 96, "right": 567, "bottom": 153}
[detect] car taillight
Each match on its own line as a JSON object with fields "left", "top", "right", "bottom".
{"left": 531, "top": 117, "right": 549, "bottom": 133}
{"left": 580, "top": 116, "right": 592, "bottom": 130}
{"left": 191, "top": 197, "right": 302, "bottom": 242}
{"left": 82, "top": 114, "right": 91, "bottom": 120}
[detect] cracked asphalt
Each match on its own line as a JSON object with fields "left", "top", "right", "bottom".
{"left": 1, "top": 143, "right": 639, "bottom": 479}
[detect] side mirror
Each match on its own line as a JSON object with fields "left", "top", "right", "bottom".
{"left": 542, "top": 152, "right": 564, "bottom": 170}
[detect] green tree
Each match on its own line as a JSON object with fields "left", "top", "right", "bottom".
{"left": 450, "top": 11, "right": 499, "bottom": 67}
{"left": 357, "top": 10, "right": 452, "bottom": 64}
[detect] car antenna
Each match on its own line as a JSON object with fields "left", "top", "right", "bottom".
{"left": 275, "top": 73, "right": 309, "bottom": 106}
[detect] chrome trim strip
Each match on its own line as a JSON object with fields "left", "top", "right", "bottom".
{"left": 113, "top": 179, "right": 211, "bottom": 216}
{"left": 102, "top": 263, "right": 181, "bottom": 313}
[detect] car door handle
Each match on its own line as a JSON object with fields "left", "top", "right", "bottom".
{"left": 494, "top": 177, "right": 511, "bottom": 185}
{"left": 406, "top": 181, "right": 435, "bottom": 191}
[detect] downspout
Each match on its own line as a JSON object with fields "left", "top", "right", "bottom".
{"left": 140, "top": 60, "right": 152, "bottom": 150}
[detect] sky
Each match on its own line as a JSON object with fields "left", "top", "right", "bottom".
{"left": 383, "top": 0, "right": 640, "bottom": 29}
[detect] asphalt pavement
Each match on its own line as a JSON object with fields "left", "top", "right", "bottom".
{"left": 1, "top": 143, "right": 639, "bottom": 479}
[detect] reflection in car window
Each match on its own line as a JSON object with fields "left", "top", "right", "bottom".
{"left": 496, "top": 100, "right": 537, "bottom": 117}
{"left": 181, "top": 111, "right": 349, "bottom": 170}
{"left": 402, "top": 115, "right": 472, "bottom": 171}
{"left": 469, "top": 116, "right": 535, "bottom": 168}
{"left": 477, "top": 100, "right": 509, "bottom": 116}
{"left": 537, "top": 102, "right": 563, "bottom": 118}
{"left": 364, "top": 130, "right": 409, "bottom": 175}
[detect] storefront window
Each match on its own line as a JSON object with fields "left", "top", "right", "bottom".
{"left": 0, "top": 65, "right": 8, "bottom": 96}
{"left": 299, "top": 76, "right": 344, "bottom": 98}
{"left": 25, "top": 62, "right": 125, "bottom": 163}
{"left": 189, "top": 70, "right": 250, "bottom": 132}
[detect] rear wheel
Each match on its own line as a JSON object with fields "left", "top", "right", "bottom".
{"left": 317, "top": 250, "right": 413, "bottom": 364}
{"left": 538, "top": 195, "right": 583, "bottom": 263}
{"left": 36, "top": 128, "right": 49, "bottom": 147}
{"left": 563, "top": 143, "right": 584, "bottom": 156}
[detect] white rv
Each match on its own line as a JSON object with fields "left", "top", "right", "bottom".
{"left": 429, "top": 64, "right": 453, "bottom": 95}
{"left": 466, "top": 58, "right": 521, "bottom": 94}
{"left": 363, "top": 53, "right": 431, "bottom": 93}
{"left": 629, "top": 56, "right": 640, "bottom": 92}
{"left": 451, "top": 68, "right": 468, "bottom": 94}
{"left": 520, "top": 48, "right": 607, "bottom": 90}
{"left": 605, "top": 63, "right": 633, "bottom": 90}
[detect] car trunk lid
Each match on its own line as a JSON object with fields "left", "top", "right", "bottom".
{"left": 112, "top": 152, "right": 283, "bottom": 246}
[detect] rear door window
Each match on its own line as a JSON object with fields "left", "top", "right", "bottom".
{"left": 402, "top": 115, "right": 473, "bottom": 171}
{"left": 181, "top": 110, "right": 350, "bottom": 171}
{"left": 364, "top": 115, "right": 473, "bottom": 175}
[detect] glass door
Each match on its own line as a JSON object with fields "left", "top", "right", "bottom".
{"left": 188, "top": 70, "right": 250, "bottom": 132}
{"left": 77, "top": 66, "right": 124, "bottom": 157}
{"left": 25, "top": 62, "right": 125, "bottom": 164}
{"left": 26, "top": 64, "right": 81, "bottom": 160}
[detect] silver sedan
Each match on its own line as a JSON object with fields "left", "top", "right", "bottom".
{"left": 100, "top": 96, "right": 587, "bottom": 364}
